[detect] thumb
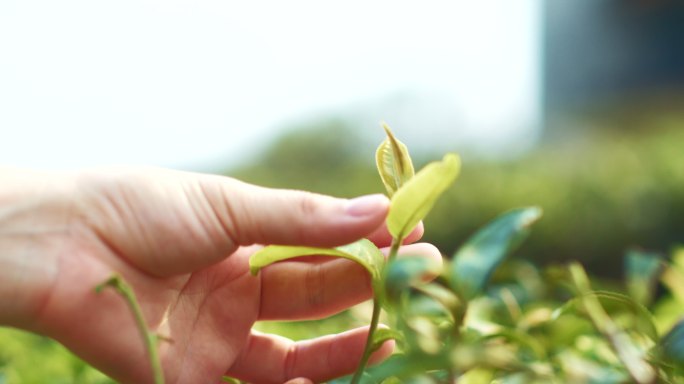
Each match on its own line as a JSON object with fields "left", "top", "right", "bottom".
{"left": 201, "top": 175, "right": 389, "bottom": 248}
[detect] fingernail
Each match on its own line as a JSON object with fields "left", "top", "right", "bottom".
{"left": 346, "top": 194, "right": 389, "bottom": 217}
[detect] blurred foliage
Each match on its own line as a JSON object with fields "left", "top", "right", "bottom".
{"left": 231, "top": 120, "right": 684, "bottom": 276}
{"left": 2, "top": 118, "right": 684, "bottom": 382}
{"left": 0, "top": 327, "right": 113, "bottom": 384}
{"left": 322, "top": 226, "right": 684, "bottom": 383}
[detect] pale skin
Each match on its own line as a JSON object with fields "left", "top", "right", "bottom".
{"left": 0, "top": 167, "right": 441, "bottom": 384}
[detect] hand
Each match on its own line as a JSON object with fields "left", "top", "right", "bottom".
{"left": 0, "top": 167, "right": 441, "bottom": 383}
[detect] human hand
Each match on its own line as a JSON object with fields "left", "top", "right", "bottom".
{"left": 0, "top": 167, "right": 441, "bottom": 383}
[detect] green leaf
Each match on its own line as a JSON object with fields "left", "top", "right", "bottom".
{"left": 450, "top": 207, "right": 542, "bottom": 300}
{"left": 660, "top": 248, "right": 684, "bottom": 303}
{"left": 221, "top": 377, "right": 242, "bottom": 384}
{"left": 414, "top": 283, "right": 463, "bottom": 323}
{"left": 387, "top": 153, "right": 460, "bottom": 241}
{"left": 625, "top": 249, "right": 663, "bottom": 306}
{"left": 481, "top": 329, "right": 547, "bottom": 360}
{"left": 552, "top": 290, "right": 659, "bottom": 341}
{"left": 385, "top": 257, "right": 441, "bottom": 303}
{"left": 249, "top": 239, "right": 385, "bottom": 295}
{"left": 362, "top": 354, "right": 451, "bottom": 383}
{"left": 370, "top": 328, "right": 404, "bottom": 354}
{"left": 569, "top": 263, "right": 657, "bottom": 383}
{"left": 659, "top": 318, "right": 684, "bottom": 366}
{"left": 376, "top": 122, "right": 415, "bottom": 197}
{"left": 458, "top": 368, "right": 495, "bottom": 384}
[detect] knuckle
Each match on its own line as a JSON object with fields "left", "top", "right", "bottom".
{"left": 304, "top": 263, "right": 325, "bottom": 309}
{"left": 295, "top": 192, "right": 319, "bottom": 217}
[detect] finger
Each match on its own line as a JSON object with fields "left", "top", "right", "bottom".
{"left": 227, "top": 327, "right": 394, "bottom": 384}
{"left": 258, "top": 243, "right": 442, "bottom": 320}
{"left": 366, "top": 221, "right": 425, "bottom": 247}
{"left": 284, "top": 378, "right": 313, "bottom": 384}
{"left": 79, "top": 169, "right": 389, "bottom": 276}
{"left": 199, "top": 175, "right": 390, "bottom": 248}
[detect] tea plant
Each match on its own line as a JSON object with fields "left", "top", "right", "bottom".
{"left": 98, "top": 123, "right": 684, "bottom": 383}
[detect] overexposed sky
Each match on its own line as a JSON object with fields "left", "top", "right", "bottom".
{"left": 0, "top": 1, "right": 541, "bottom": 171}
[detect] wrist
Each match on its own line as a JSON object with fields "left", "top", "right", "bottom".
{"left": 0, "top": 169, "right": 72, "bottom": 330}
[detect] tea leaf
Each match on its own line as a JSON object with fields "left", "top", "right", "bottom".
{"left": 371, "top": 328, "right": 404, "bottom": 354}
{"left": 625, "top": 249, "right": 663, "bottom": 306}
{"left": 482, "top": 329, "right": 547, "bottom": 360}
{"left": 450, "top": 207, "right": 542, "bottom": 300}
{"left": 659, "top": 318, "right": 684, "bottom": 366}
{"left": 362, "top": 354, "right": 451, "bottom": 383}
{"left": 415, "top": 283, "right": 463, "bottom": 323}
{"left": 221, "top": 377, "right": 242, "bottom": 384}
{"left": 661, "top": 248, "right": 684, "bottom": 303}
{"left": 376, "top": 123, "right": 415, "bottom": 197}
{"left": 568, "top": 263, "right": 657, "bottom": 384}
{"left": 458, "top": 368, "right": 495, "bottom": 384}
{"left": 552, "top": 290, "right": 658, "bottom": 341}
{"left": 249, "top": 239, "right": 385, "bottom": 295}
{"left": 385, "top": 257, "right": 442, "bottom": 304}
{"left": 328, "top": 373, "right": 375, "bottom": 384}
{"left": 387, "top": 154, "right": 460, "bottom": 241}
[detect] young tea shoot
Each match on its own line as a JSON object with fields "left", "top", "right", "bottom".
{"left": 250, "top": 123, "right": 461, "bottom": 382}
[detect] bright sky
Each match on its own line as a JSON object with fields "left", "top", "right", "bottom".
{"left": 0, "top": 1, "right": 541, "bottom": 171}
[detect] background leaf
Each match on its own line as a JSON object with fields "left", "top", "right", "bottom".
{"left": 414, "top": 283, "right": 463, "bottom": 323}
{"left": 660, "top": 318, "right": 684, "bottom": 366}
{"left": 376, "top": 122, "right": 415, "bottom": 197}
{"left": 457, "top": 368, "right": 495, "bottom": 384}
{"left": 387, "top": 154, "right": 460, "bottom": 241}
{"left": 450, "top": 207, "right": 542, "bottom": 300}
{"left": 384, "top": 257, "right": 441, "bottom": 304}
{"left": 625, "top": 249, "right": 663, "bottom": 306}
{"left": 553, "top": 291, "right": 659, "bottom": 341}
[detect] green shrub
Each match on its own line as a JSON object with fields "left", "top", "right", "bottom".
{"left": 0, "top": 327, "right": 113, "bottom": 384}
{"left": 232, "top": 123, "right": 684, "bottom": 275}
{"left": 235, "top": 124, "right": 684, "bottom": 382}
{"left": 3, "top": 121, "right": 684, "bottom": 383}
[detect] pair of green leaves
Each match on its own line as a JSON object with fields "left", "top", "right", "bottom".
{"left": 248, "top": 125, "right": 461, "bottom": 371}
{"left": 375, "top": 123, "right": 461, "bottom": 242}
{"left": 250, "top": 124, "right": 460, "bottom": 298}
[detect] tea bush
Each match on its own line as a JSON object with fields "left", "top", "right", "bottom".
{"left": 237, "top": 125, "right": 684, "bottom": 383}
{"left": 232, "top": 122, "right": 684, "bottom": 276}
{"left": 2, "top": 123, "right": 684, "bottom": 383}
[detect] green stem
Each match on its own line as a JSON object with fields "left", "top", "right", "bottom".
{"left": 388, "top": 237, "right": 401, "bottom": 263}
{"left": 350, "top": 298, "right": 382, "bottom": 384}
{"left": 96, "top": 275, "right": 165, "bottom": 384}
{"left": 569, "top": 264, "right": 655, "bottom": 384}
{"left": 350, "top": 238, "right": 401, "bottom": 384}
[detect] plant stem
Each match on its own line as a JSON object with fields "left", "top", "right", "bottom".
{"left": 350, "top": 298, "right": 382, "bottom": 384}
{"left": 96, "top": 275, "right": 165, "bottom": 384}
{"left": 569, "top": 264, "right": 655, "bottom": 384}
{"left": 388, "top": 237, "right": 401, "bottom": 263}
{"left": 350, "top": 238, "right": 402, "bottom": 384}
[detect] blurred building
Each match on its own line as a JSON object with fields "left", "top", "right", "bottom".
{"left": 543, "top": 1, "right": 684, "bottom": 135}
